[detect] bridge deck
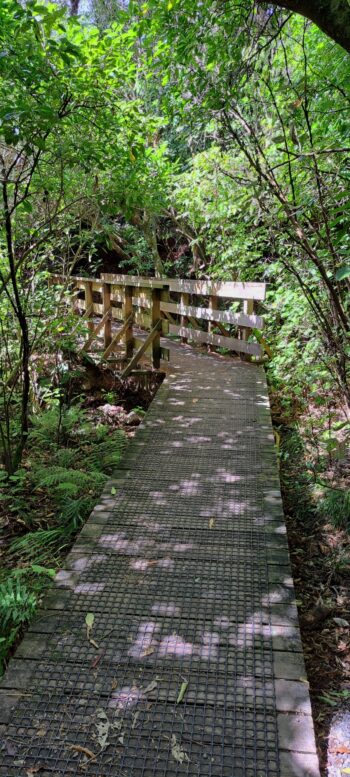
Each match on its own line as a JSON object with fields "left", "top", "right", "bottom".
{"left": 0, "top": 346, "right": 320, "bottom": 776}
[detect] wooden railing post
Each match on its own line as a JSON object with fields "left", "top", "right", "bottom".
{"left": 102, "top": 282, "right": 112, "bottom": 349}
{"left": 160, "top": 286, "right": 170, "bottom": 336}
{"left": 241, "top": 299, "right": 255, "bottom": 360}
{"left": 83, "top": 281, "right": 94, "bottom": 332}
{"left": 181, "top": 292, "right": 190, "bottom": 343}
{"left": 208, "top": 295, "right": 218, "bottom": 351}
{"left": 151, "top": 287, "right": 161, "bottom": 369}
{"left": 124, "top": 285, "right": 134, "bottom": 358}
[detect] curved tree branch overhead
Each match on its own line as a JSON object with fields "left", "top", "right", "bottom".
{"left": 257, "top": 0, "right": 350, "bottom": 53}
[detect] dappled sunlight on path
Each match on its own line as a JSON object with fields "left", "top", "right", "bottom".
{"left": 0, "top": 346, "right": 320, "bottom": 776}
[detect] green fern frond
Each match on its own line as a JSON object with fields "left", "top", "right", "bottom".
{"left": 58, "top": 495, "right": 95, "bottom": 529}
{"left": 84, "top": 431, "right": 126, "bottom": 473}
{"left": 0, "top": 577, "right": 37, "bottom": 629}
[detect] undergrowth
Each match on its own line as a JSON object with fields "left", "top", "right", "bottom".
{"left": 273, "top": 398, "right": 350, "bottom": 776}
{"left": 0, "top": 403, "right": 126, "bottom": 674}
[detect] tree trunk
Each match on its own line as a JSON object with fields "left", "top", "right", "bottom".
{"left": 258, "top": 0, "right": 350, "bottom": 53}
{"left": 142, "top": 212, "right": 165, "bottom": 277}
{"left": 70, "top": 0, "right": 80, "bottom": 15}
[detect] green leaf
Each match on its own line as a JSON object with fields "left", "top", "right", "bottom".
{"left": 111, "top": 487, "right": 116, "bottom": 495}
{"left": 335, "top": 265, "right": 350, "bottom": 281}
{"left": 31, "top": 564, "right": 56, "bottom": 578}
{"left": 176, "top": 680, "right": 188, "bottom": 704}
{"left": 85, "top": 612, "right": 94, "bottom": 629}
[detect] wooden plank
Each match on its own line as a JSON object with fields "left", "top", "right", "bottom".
{"left": 79, "top": 302, "right": 93, "bottom": 320}
{"left": 121, "top": 320, "right": 162, "bottom": 378}
{"left": 124, "top": 285, "right": 134, "bottom": 358}
{"left": 133, "top": 309, "right": 151, "bottom": 329}
{"left": 102, "top": 314, "right": 133, "bottom": 360}
{"left": 167, "top": 279, "right": 266, "bottom": 300}
{"left": 102, "top": 274, "right": 266, "bottom": 298}
{"left": 151, "top": 288, "right": 161, "bottom": 369}
{"left": 101, "top": 273, "right": 167, "bottom": 289}
{"left": 168, "top": 324, "right": 262, "bottom": 357}
{"left": 161, "top": 309, "right": 177, "bottom": 325}
{"left": 83, "top": 281, "right": 94, "bottom": 332}
{"left": 81, "top": 309, "right": 111, "bottom": 352}
{"left": 187, "top": 315, "right": 204, "bottom": 330}
{"left": 52, "top": 273, "right": 266, "bottom": 300}
{"left": 102, "top": 283, "right": 112, "bottom": 348}
{"left": 180, "top": 292, "right": 190, "bottom": 343}
{"left": 134, "top": 338, "right": 169, "bottom": 362}
{"left": 160, "top": 301, "right": 264, "bottom": 329}
{"left": 208, "top": 295, "right": 218, "bottom": 352}
{"left": 91, "top": 281, "right": 103, "bottom": 295}
{"left": 241, "top": 299, "right": 255, "bottom": 362}
{"left": 134, "top": 336, "right": 152, "bottom": 357}
{"left": 161, "top": 346, "right": 170, "bottom": 362}
{"left": 111, "top": 286, "right": 151, "bottom": 309}
{"left": 160, "top": 288, "right": 170, "bottom": 336}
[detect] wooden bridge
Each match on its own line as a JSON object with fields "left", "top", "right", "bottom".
{"left": 0, "top": 276, "right": 320, "bottom": 776}
{"left": 51, "top": 273, "right": 267, "bottom": 372}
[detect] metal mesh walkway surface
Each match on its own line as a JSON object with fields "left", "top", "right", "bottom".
{"left": 0, "top": 347, "right": 320, "bottom": 776}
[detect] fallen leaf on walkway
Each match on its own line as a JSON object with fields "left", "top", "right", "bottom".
{"left": 85, "top": 612, "right": 99, "bottom": 648}
{"left": 143, "top": 679, "right": 158, "bottom": 694}
{"left": 111, "top": 487, "right": 116, "bottom": 495}
{"left": 142, "top": 646, "right": 155, "bottom": 656}
{"left": 176, "top": 681, "right": 188, "bottom": 704}
{"left": 26, "top": 768, "right": 44, "bottom": 776}
{"left": 171, "top": 735, "right": 190, "bottom": 764}
{"left": 91, "top": 653, "right": 103, "bottom": 669}
{"left": 209, "top": 518, "right": 215, "bottom": 528}
{"left": 132, "top": 711, "right": 140, "bottom": 729}
{"left": 192, "top": 399, "right": 198, "bottom": 404}
{"left": 96, "top": 708, "right": 110, "bottom": 751}
{"left": 36, "top": 727, "right": 47, "bottom": 737}
{"left": 69, "top": 744, "right": 96, "bottom": 761}
{"left": 85, "top": 612, "right": 94, "bottom": 638}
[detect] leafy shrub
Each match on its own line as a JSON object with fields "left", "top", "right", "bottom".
{"left": 0, "top": 575, "right": 36, "bottom": 630}
{"left": 318, "top": 490, "right": 350, "bottom": 531}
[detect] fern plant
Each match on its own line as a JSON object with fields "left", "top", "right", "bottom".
{"left": 83, "top": 431, "right": 126, "bottom": 473}
{"left": 0, "top": 575, "right": 36, "bottom": 630}
{"left": 34, "top": 466, "right": 106, "bottom": 498}
{"left": 2, "top": 403, "right": 127, "bottom": 674}
{"left": 29, "top": 405, "right": 86, "bottom": 448}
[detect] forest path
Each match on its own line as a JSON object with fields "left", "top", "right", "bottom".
{"left": 0, "top": 345, "right": 320, "bottom": 776}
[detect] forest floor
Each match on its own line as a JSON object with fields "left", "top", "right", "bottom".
{"left": 0, "top": 366, "right": 164, "bottom": 675}
{"left": 272, "top": 393, "right": 350, "bottom": 777}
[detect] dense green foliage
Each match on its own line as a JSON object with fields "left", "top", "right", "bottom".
{"left": 0, "top": 404, "right": 125, "bottom": 671}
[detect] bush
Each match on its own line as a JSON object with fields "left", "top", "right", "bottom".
{"left": 318, "top": 490, "right": 350, "bottom": 531}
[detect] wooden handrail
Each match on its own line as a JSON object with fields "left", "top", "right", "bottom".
{"left": 50, "top": 273, "right": 265, "bottom": 365}
{"left": 100, "top": 273, "right": 266, "bottom": 301}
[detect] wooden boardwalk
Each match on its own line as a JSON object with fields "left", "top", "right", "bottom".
{"left": 0, "top": 346, "right": 320, "bottom": 776}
